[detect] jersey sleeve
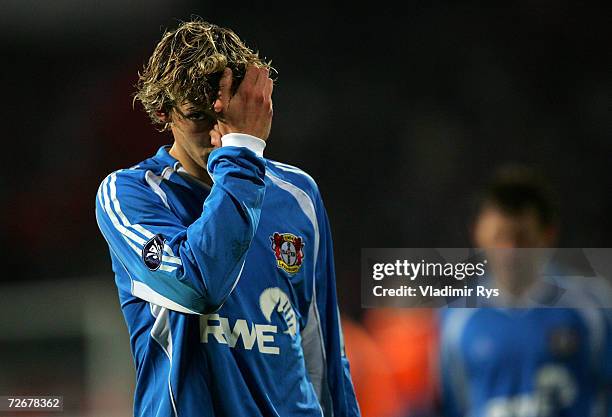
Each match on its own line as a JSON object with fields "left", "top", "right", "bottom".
{"left": 95, "top": 144, "right": 266, "bottom": 315}
{"left": 301, "top": 190, "right": 361, "bottom": 417}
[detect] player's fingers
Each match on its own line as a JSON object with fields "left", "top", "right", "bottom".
{"left": 215, "top": 67, "right": 233, "bottom": 113}
{"left": 255, "top": 67, "right": 270, "bottom": 92}
{"left": 209, "top": 124, "right": 222, "bottom": 147}
{"left": 263, "top": 76, "right": 274, "bottom": 101}
{"left": 240, "top": 64, "right": 260, "bottom": 92}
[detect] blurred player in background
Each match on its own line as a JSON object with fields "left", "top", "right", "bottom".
{"left": 95, "top": 19, "right": 359, "bottom": 417}
{"left": 439, "top": 166, "right": 612, "bottom": 417}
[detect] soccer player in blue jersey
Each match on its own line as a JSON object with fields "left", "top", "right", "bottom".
{"left": 95, "top": 19, "right": 360, "bottom": 417}
{"left": 439, "top": 166, "right": 612, "bottom": 417}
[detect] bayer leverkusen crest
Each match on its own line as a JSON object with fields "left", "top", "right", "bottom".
{"left": 270, "top": 232, "right": 305, "bottom": 274}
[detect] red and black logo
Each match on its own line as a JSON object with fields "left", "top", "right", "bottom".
{"left": 270, "top": 232, "right": 305, "bottom": 274}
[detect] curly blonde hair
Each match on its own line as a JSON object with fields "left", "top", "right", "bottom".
{"left": 134, "top": 19, "right": 274, "bottom": 131}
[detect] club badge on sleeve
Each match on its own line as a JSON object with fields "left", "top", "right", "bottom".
{"left": 270, "top": 232, "right": 305, "bottom": 274}
{"left": 142, "top": 234, "right": 165, "bottom": 271}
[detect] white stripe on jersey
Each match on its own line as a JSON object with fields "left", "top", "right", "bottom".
{"left": 149, "top": 304, "right": 179, "bottom": 417}
{"left": 99, "top": 175, "right": 153, "bottom": 259}
{"left": 101, "top": 175, "right": 146, "bottom": 246}
{"left": 145, "top": 170, "right": 171, "bottom": 209}
{"left": 113, "top": 172, "right": 182, "bottom": 264}
{"left": 269, "top": 161, "right": 316, "bottom": 185}
{"left": 266, "top": 172, "right": 319, "bottom": 262}
{"left": 266, "top": 171, "right": 330, "bottom": 413}
{"left": 139, "top": 284, "right": 198, "bottom": 315}
{"left": 99, "top": 172, "right": 182, "bottom": 266}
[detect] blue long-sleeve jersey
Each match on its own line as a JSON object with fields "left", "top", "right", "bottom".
{"left": 440, "top": 307, "right": 612, "bottom": 417}
{"left": 95, "top": 137, "right": 360, "bottom": 417}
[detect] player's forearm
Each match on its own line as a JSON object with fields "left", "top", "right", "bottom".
{"left": 95, "top": 141, "right": 267, "bottom": 315}
{"left": 183, "top": 143, "right": 266, "bottom": 312}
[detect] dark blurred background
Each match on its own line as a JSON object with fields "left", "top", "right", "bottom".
{"left": 2, "top": 1, "right": 611, "bottom": 314}
{"left": 0, "top": 3, "right": 610, "bottom": 415}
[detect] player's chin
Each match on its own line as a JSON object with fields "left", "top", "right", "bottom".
{"left": 200, "top": 146, "right": 218, "bottom": 163}
{"left": 193, "top": 136, "right": 214, "bottom": 152}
